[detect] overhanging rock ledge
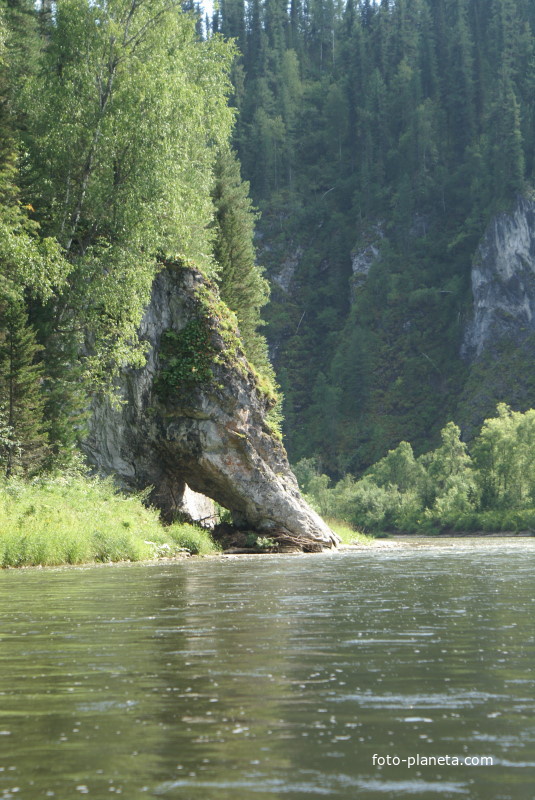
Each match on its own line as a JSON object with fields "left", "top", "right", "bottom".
{"left": 83, "top": 263, "right": 339, "bottom": 552}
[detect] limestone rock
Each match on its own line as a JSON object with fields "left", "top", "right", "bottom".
{"left": 349, "top": 222, "right": 384, "bottom": 300}
{"left": 462, "top": 195, "right": 535, "bottom": 362}
{"left": 83, "top": 263, "right": 339, "bottom": 551}
{"left": 272, "top": 246, "right": 302, "bottom": 293}
{"left": 181, "top": 485, "right": 217, "bottom": 528}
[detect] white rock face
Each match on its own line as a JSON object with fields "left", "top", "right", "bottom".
{"left": 350, "top": 223, "right": 384, "bottom": 297}
{"left": 83, "top": 264, "right": 338, "bottom": 551}
{"left": 272, "top": 247, "right": 302, "bottom": 293}
{"left": 181, "top": 485, "right": 217, "bottom": 527}
{"left": 462, "top": 196, "right": 535, "bottom": 361}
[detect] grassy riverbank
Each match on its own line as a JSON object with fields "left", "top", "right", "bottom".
{"left": 0, "top": 475, "right": 372, "bottom": 569}
{"left": 0, "top": 475, "right": 220, "bottom": 568}
{"left": 326, "top": 519, "right": 372, "bottom": 546}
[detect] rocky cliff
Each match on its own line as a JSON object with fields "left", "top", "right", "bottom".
{"left": 83, "top": 262, "right": 338, "bottom": 551}
{"left": 462, "top": 195, "right": 535, "bottom": 361}
{"left": 458, "top": 195, "right": 535, "bottom": 433}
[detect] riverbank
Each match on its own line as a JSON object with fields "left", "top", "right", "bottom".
{"left": 0, "top": 475, "right": 372, "bottom": 569}
{"left": 5, "top": 534, "right": 533, "bottom": 576}
{"left": 2, "top": 530, "right": 533, "bottom": 572}
{"left": 3, "top": 474, "right": 531, "bottom": 571}
{"left": 0, "top": 474, "right": 220, "bottom": 568}
{"left": 388, "top": 529, "right": 534, "bottom": 537}
{"left": 0, "top": 471, "right": 380, "bottom": 568}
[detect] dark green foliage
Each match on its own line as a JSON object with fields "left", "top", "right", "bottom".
{"left": 0, "top": 0, "right": 42, "bottom": 100}
{"left": 155, "top": 322, "right": 216, "bottom": 400}
{"left": 211, "top": 147, "right": 283, "bottom": 427}
{"left": 212, "top": 147, "right": 271, "bottom": 372}
{"left": 214, "top": 0, "right": 535, "bottom": 476}
{"left": 0, "top": 294, "right": 49, "bottom": 476}
{"left": 37, "top": 304, "right": 90, "bottom": 467}
{"left": 0, "top": 6, "right": 69, "bottom": 472}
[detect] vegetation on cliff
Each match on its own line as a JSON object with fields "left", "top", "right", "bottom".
{"left": 0, "top": 0, "right": 288, "bottom": 563}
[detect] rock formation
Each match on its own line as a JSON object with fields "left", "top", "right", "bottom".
{"left": 349, "top": 222, "right": 384, "bottom": 301}
{"left": 83, "top": 262, "right": 339, "bottom": 551}
{"left": 457, "top": 194, "right": 535, "bottom": 435}
{"left": 462, "top": 195, "right": 535, "bottom": 361}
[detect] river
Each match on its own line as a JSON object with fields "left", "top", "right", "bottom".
{"left": 0, "top": 538, "right": 533, "bottom": 799}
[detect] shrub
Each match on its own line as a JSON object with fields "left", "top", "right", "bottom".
{"left": 295, "top": 409, "right": 535, "bottom": 535}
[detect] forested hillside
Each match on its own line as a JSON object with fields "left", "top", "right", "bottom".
{"left": 214, "top": 0, "right": 535, "bottom": 476}
{"left": 2, "top": 0, "right": 535, "bottom": 507}
{"left": 0, "top": 0, "right": 272, "bottom": 477}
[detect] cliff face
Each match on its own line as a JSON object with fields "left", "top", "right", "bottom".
{"left": 457, "top": 195, "right": 535, "bottom": 434}
{"left": 83, "top": 263, "right": 338, "bottom": 551}
{"left": 349, "top": 222, "right": 384, "bottom": 302}
{"left": 462, "top": 196, "right": 535, "bottom": 361}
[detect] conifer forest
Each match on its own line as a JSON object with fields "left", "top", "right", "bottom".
{"left": 1, "top": 0, "right": 535, "bottom": 541}
{"left": 215, "top": 0, "right": 535, "bottom": 473}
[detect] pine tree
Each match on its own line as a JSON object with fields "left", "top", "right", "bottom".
{"left": 486, "top": 68, "right": 525, "bottom": 199}
{"left": 212, "top": 147, "right": 271, "bottom": 372}
{"left": 0, "top": 293, "right": 49, "bottom": 476}
{"left": 443, "top": 0, "right": 476, "bottom": 157}
{"left": 221, "top": 0, "right": 246, "bottom": 53}
{"left": 0, "top": 0, "right": 43, "bottom": 101}
{"left": 0, "top": 4, "right": 73, "bottom": 469}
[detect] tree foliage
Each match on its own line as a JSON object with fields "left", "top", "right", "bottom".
{"left": 0, "top": 0, "right": 276, "bottom": 469}
{"left": 215, "top": 0, "right": 535, "bottom": 475}
{"left": 21, "top": 0, "right": 235, "bottom": 390}
{"left": 212, "top": 147, "right": 270, "bottom": 369}
{"left": 298, "top": 406, "right": 535, "bottom": 534}
{"left": 0, "top": 294, "right": 49, "bottom": 476}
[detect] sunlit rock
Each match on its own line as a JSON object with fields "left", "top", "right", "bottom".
{"left": 83, "top": 263, "right": 339, "bottom": 551}
{"left": 462, "top": 195, "right": 535, "bottom": 361}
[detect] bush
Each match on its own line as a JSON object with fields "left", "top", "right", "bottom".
{"left": 295, "top": 408, "right": 535, "bottom": 535}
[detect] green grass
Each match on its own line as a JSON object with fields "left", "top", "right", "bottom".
{"left": 326, "top": 519, "right": 373, "bottom": 545}
{"left": 0, "top": 475, "right": 220, "bottom": 568}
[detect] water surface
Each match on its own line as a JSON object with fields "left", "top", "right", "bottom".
{"left": 0, "top": 538, "right": 533, "bottom": 799}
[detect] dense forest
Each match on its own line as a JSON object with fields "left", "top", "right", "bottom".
{"left": 213, "top": 0, "right": 535, "bottom": 475}
{"left": 1, "top": 0, "right": 535, "bottom": 546}
{"left": 298, "top": 404, "right": 535, "bottom": 533}
{"left": 0, "top": 0, "right": 273, "bottom": 478}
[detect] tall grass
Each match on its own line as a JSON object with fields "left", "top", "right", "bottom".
{"left": 326, "top": 519, "right": 372, "bottom": 545}
{"left": 0, "top": 475, "right": 220, "bottom": 567}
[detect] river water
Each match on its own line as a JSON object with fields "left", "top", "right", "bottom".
{"left": 0, "top": 538, "right": 533, "bottom": 800}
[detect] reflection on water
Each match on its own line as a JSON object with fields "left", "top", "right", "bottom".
{"left": 0, "top": 538, "right": 533, "bottom": 799}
